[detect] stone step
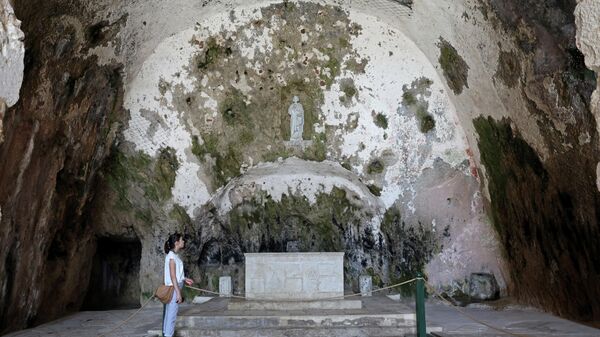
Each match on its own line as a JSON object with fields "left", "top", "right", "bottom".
{"left": 148, "top": 326, "right": 424, "bottom": 337}
{"left": 176, "top": 313, "right": 416, "bottom": 329}
{"left": 227, "top": 299, "right": 363, "bottom": 310}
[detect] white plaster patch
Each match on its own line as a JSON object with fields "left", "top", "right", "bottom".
{"left": 123, "top": 29, "right": 209, "bottom": 213}
{"left": 321, "top": 12, "right": 468, "bottom": 209}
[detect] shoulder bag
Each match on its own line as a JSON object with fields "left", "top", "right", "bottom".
{"left": 154, "top": 285, "right": 174, "bottom": 304}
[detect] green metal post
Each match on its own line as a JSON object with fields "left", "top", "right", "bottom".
{"left": 415, "top": 274, "right": 427, "bottom": 337}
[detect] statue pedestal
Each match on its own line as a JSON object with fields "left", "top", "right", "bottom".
{"left": 284, "top": 140, "right": 313, "bottom": 151}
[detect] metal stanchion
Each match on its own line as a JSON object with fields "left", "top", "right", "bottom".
{"left": 415, "top": 273, "right": 427, "bottom": 337}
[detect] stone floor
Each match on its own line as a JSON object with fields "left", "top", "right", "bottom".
{"left": 4, "top": 297, "right": 599, "bottom": 337}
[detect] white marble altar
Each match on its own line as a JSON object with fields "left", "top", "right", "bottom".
{"left": 245, "top": 252, "right": 344, "bottom": 300}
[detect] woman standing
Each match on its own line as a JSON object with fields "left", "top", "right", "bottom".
{"left": 163, "top": 233, "right": 193, "bottom": 337}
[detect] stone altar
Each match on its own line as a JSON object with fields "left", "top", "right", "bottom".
{"left": 245, "top": 252, "right": 344, "bottom": 300}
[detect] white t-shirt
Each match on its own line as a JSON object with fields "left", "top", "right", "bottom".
{"left": 164, "top": 251, "right": 185, "bottom": 285}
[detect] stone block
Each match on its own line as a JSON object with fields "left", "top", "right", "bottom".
{"left": 219, "top": 276, "right": 232, "bottom": 297}
{"left": 360, "top": 275, "right": 372, "bottom": 297}
{"left": 245, "top": 252, "right": 344, "bottom": 300}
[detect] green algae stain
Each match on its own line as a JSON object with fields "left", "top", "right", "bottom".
{"left": 302, "top": 132, "right": 328, "bottom": 162}
{"left": 473, "top": 116, "right": 547, "bottom": 234}
{"left": 402, "top": 77, "right": 436, "bottom": 133}
{"left": 226, "top": 187, "right": 366, "bottom": 253}
{"left": 373, "top": 113, "right": 388, "bottom": 129}
{"left": 174, "top": 2, "right": 363, "bottom": 189}
{"left": 367, "top": 159, "right": 384, "bottom": 174}
{"left": 367, "top": 184, "right": 382, "bottom": 196}
{"left": 170, "top": 204, "right": 193, "bottom": 230}
{"left": 219, "top": 88, "right": 253, "bottom": 126}
{"left": 154, "top": 147, "right": 179, "bottom": 199}
{"left": 340, "top": 78, "right": 358, "bottom": 100}
{"left": 416, "top": 107, "right": 436, "bottom": 133}
{"left": 104, "top": 147, "right": 179, "bottom": 227}
{"left": 195, "top": 37, "right": 233, "bottom": 71}
{"left": 438, "top": 38, "right": 470, "bottom": 95}
{"left": 105, "top": 149, "right": 152, "bottom": 210}
{"left": 192, "top": 134, "right": 243, "bottom": 189}
{"left": 380, "top": 207, "right": 437, "bottom": 296}
{"left": 495, "top": 50, "right": 521, "bottom": 88}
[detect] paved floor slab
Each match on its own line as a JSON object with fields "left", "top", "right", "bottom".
{"left": 3, "top": 298, "right": 599, "bottom": 337}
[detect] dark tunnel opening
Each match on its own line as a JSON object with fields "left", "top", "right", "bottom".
{"left": 81, "top": 237, "right": 142, "bottom": 310}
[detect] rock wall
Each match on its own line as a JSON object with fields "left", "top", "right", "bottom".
{"left": 91, "top": 0, "right": 504, "bottom": 302}
{"left": 473, "top": 0, "right": 600, "bottom": 321}
{"left": 0, "top": 0, "right": 599, "bottom": 333}
{"left": 576, "top": 0, "right": 600, "bottom": 192}
{"left": 0, "top": 0, "right": 125, "bottom": 332}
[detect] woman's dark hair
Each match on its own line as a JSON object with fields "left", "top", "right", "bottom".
{"left": 164, "top": 232, "right": 183, "bottom": 254}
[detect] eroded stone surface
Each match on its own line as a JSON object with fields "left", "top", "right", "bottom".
{"left": 575, "top": 0, "right": 600, "bottom": 192}
{"left": 0, "top": 0, "right": 24, "bottom": 143}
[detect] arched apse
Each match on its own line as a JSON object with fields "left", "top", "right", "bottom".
{"left": 97, "top": 0, "right": 506, "bottom": 301}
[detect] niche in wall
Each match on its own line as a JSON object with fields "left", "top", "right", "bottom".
{"left": 82, "top": 237, "right": 142, "bottom": 310}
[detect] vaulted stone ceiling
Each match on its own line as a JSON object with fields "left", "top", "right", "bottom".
{"left": 0, "top": 0, "right": 598, "bottom": 334}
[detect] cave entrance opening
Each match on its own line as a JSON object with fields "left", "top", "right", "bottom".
{"left": 81, "top": 237, "right": 142, "bottom": 310}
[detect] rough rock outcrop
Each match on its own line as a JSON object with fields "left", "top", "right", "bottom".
{"left": 477, "top": 0, "right": 600, "bottom": 321}
{"left": 575, "top": 0, "right": 600, "bottom": 191}
{"left": 0, "top": 0, "right": 124, "bottom": 333}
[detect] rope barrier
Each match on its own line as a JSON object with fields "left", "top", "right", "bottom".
{"left": 185, "top": 277, "right": 420, "bottom": 302}
{"left": 97, "top": 295, "right": 155, "bottom": 337}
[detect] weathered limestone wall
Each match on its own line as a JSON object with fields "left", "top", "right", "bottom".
{"left": 1, "top": 0, "right": 599, "bottom": 333}
{"left": 0, "top": 0, "right": 125, "bottom": 333}
{"left": 90, "top": 0, "right": 504, "bottom": 301}
{"left": 95, "top": 0, "right": 599, "bottom": 321}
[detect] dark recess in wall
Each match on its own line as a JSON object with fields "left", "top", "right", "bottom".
{"left": 82, "top": 237, "right": 142, "bottom": 310}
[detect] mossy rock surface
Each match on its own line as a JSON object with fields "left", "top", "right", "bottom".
{"left": 373, "top": 113, "right": 388, "bottom": 129}
{"left": 437, "top": 38, "right": 469, "bottom": 95}
{"left": 380, "top": 207, "right": 437, "bottom": 296}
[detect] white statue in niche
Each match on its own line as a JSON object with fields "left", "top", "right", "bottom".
{"left": 288, "top": 96, "right": 304, "bottom": 141}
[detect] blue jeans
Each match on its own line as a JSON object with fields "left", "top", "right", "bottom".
{"left": 163, "top": 282, "right": 183, "bottom": 337}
